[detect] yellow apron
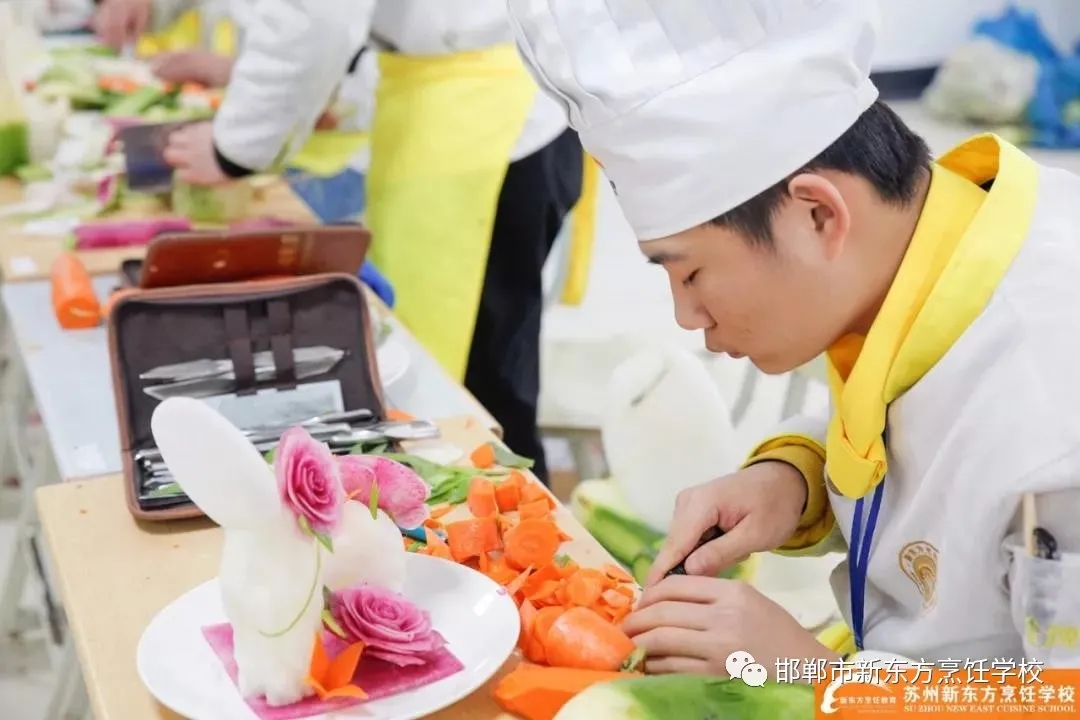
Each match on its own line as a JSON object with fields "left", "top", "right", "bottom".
{"left": 365, "top": 45, "right": 539, "bottom": 380}
{"left": 136, "top": 11, "right": 236, "bottom": 56}
{"left": 559, "top": 154, "right": 600, "bottom": 306}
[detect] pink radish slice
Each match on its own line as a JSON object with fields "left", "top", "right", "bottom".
{"left": 73, "top": 218, "right": 192, "bottom": 250}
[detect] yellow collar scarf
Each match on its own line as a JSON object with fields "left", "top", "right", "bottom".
{"left": 825, "top": 135, "right": 1040, "bottom": 500}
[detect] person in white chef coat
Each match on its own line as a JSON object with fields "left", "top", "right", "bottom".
{"left": 508, "top": 0, "right": 1080, "bottom": 673}
{"left": 93, "top": 0, "right": 586, "bottom": 484}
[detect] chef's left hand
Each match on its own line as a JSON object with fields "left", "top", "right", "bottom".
{"left": 163, "top": 122, "right": 228, "bottom": 186}
{"left": 622, "top": 575, "right": 838, "bottom": 677}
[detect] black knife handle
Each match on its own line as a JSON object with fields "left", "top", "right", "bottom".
{"left": 664, "top": 526, "right": 726, "bottom": 578}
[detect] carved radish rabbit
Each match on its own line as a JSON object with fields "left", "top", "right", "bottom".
{"left": 151, "top": 397, "right": 343, "bottom": 707}
{"left": 602, "top": 344, "right": 739, "bottom": 532}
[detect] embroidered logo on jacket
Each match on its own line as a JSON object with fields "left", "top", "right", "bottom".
{"left": 898, "top": 541, "right": 939, "bottom": 609}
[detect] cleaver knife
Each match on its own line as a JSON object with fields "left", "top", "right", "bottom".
{"left": 118, "top": 121, "right": 197, "bottom": 193}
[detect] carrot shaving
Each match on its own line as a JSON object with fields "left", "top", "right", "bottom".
{"left": 503, "top": 518, "right": 563, "bottom": 571}
{"left": 520, "top": 483, "right": 555, "bottom": 509}
{"left": 518, "top": 498, "right": 551, "bottom": 520}
{"left": 483, "top": 556, "right": 521, "bottom": 586}
{"left": 564, "top": 571, "right": 605, "bottom": 608}
{"left": 423, "top": 527, "right": 453, "bottom": 561}
{"left": 385, "top": 408, "right": 416, "bottom": 422}
{"left": 601, "top": 563, "right": 635, "bottom": 584}
{"left": 506, "top": 565, "right": 535, "bottom": 597}
{"left": 444, "top": 517, "right": 501, "bottom": 562}
{"left": 470, "top": 443, "right": 496, "bottom": 469}
{"left": 429, "top": 503, "right": 455, "bottom": 520}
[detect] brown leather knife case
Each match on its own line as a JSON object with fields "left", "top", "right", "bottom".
{"left": 107, "top": 273, "right": 386, "bottom": 521}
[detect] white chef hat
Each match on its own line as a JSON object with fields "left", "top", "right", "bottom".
{"left": 508, "top": 0, "right": 881, "bottom": 241}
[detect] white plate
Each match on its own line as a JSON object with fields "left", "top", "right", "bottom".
{"left": 137, "top": 554, "right": 519, "bottom": 720}
{"left": 377, "top": 337, "right": 410, "bottom": 394}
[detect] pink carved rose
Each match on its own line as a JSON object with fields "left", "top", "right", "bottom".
{"left": 328, "top": 585, "right": 445, "bottom": 666}
{"left": 338, "top": 455, "right": 430, "bottom": 529}
{"left": 275, "top": 426, "right": 343, "bottom": 536}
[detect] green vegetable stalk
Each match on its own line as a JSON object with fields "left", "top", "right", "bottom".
{"left": 555, "top": 675, "right": 815, "bottom": 720}
{"left": 0, "top": 50, "right": 29, "bottom": 176}
{"left": 172, "top": 177, "right": 254, "bottom": 223}
{"left": 0, "top": 121, "right": 29, "bottom": 176}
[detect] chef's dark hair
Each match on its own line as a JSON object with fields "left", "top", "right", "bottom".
{"left": 711, "top": 100, "right": 931, "bottom": 245}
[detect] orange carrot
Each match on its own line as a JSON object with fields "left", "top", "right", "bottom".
{"left": 519, "top": 600, "right": 546, "bottom": 663}
{"left": 563, "top": 569, "right": 606, "bottom": 608}
{"left": 444, "top": 516, "right": 501, "bottom": 563}
{"left": 520, "top": 483, "right": 555, "bottom": 509}
{"left": 98, "top": 75, "right": 141, "bottom": 93}
{"left": 494, "top": 476, "right": 523, "bottom": 512}
{"left": 542, "top": 606, "right": 638, "bottom": 672}
{"left": 518, "top": 498, "right": 550, "bottom": 521}
{"left": 51, "top": 253, "right": 102, "bottom": 330}
{"left": 493, "top": 663, "right": 636, "bottom": 720}
{"left": 180, "top": 81, "right": 206, "bottom": 94}
{"left": 305, "top": 635, "right": 368, "bottom": 700}
{"left": 423, "top": 527, "right": 453, "bottom": 561}
{"left": 466, "top": 477, "right": 499, "bottom": 517}
{"left": 531, "top": 606, "right": 565, "bottom": 650}
{"left": 482, "top": 556, "right": 520, "bottom": 585}
{"left": 386, "top": 408, "right": 415, "bottom": 422}
{"left": 470, "top": 443, "right": 496, "bottom": 469}
{"left": 601, "top": 563, "right": 635, "bottom": 584}
{"left": 429, "top": 503, "right": 455, "bottom": 520}
{"left": 503, "top": 518, "right": 563, "bottom": 571}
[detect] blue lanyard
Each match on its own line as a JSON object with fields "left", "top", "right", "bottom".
{"left": 848, "top": 481, "right": 885, "bottom": 651}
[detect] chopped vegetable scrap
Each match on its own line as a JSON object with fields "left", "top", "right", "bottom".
{"left": 492, "top": 664, "right": 639, "bottom": 720}
{"left": 400, "top": 443, "right": 643, "bottom": 720}
{"left": 369, "top": 437, "right": 642, "bottom": 718}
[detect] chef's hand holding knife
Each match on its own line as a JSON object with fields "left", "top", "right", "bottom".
{"left": 622, "top": 462, "right": 839, "bottom": 676}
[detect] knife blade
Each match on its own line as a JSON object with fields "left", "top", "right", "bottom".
{"left": 118, "top": 121, "right": 197, "bottom": 193}
{"left": 143, "top": 352, "right": 343, "bottom": 400}
{"left": 140, "top": 346, "right": 345, "bottom": 383}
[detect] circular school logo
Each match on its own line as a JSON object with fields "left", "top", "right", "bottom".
{"left": 726, "top": 651, "right": 768, "bottom": 687}
{"left": 898, "top": 540, "right": 939, "bottom": 609}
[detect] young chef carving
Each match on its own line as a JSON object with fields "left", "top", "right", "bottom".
{"left": 507, "top": 0, "right": 1080, "bottom": 672}
{"left": 93, "top": 0, "right": 583, "bottom": 483}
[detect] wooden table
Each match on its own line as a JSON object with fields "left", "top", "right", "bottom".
{"left": 36, "top": 417, "right": 611, "bottom": 720}
{"left": 0, "top": 177, "right": 316, "bottom": 281}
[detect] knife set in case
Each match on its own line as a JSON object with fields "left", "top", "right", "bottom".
{"left": 108, "top": 223, "right": 384, "bottom": 518}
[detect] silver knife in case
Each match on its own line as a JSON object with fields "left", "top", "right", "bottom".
{"left": 141, "top": 346, "right": 345, "bottom": 400}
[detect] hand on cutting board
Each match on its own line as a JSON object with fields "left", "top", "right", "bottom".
{"left": 164, "top": 122, "right": 228, "bottom": 186}
{"left": 92, "top": 0, "right": 151, "bottom": 51}
{"left": 647, "top": 462, "right": 807, "bottom": 584}
{"left": 150, "top": 51, "right": 235, "bottom": 88}
{"left": 623, "top": 575, "right": 837, "bottom": 677}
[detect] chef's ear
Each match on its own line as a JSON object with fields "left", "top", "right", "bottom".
{"left": 787, "top": 172, "right": 850, "bottom": 261}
